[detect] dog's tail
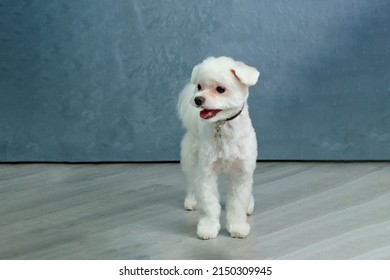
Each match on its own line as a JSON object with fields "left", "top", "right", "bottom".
{"left": 177, "top": 83, "right": 198, "bottom": 134}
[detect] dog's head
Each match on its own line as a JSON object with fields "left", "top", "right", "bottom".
{"left": 190, "top": 56, "right": 259, "bottom": 122}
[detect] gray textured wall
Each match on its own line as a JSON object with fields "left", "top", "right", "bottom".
{"left": 1, "top": 0, "right": 390, "bottom": 162}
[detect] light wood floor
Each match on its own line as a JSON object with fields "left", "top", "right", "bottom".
{"left": 0, "top": 162, "right": 389, "bottom": 260}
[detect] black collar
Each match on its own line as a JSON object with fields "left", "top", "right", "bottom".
{"left": 215, "top": 106, "right": 244, "bottom": 138}
{"left": 225, "top": 106, "right": 244, "bottom": 121}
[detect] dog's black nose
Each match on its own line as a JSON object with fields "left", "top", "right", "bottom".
{"left": 194, "top": 96, "right": 205, "bottom": 106}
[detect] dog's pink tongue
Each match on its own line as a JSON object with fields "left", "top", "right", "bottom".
{"left": 200, "top": 109, "right": 221, "bottom": 119}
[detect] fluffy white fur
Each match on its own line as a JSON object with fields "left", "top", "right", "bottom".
{"left": 178, "top": 56, "right": 260, "bottom": 239}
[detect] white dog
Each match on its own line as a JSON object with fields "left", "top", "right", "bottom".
{"left": 178, "top": 56, "right": 260, "bottom": 239}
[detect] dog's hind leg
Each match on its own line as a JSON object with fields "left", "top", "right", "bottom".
{"left": 247, "top": 194, "right": 255, "bottom": 215}
{"left": 180, "top": 132, "right": 198, "bottom": 211}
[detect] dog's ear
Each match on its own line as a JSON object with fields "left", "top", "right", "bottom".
{"left": 231, "top": 62, "right": 260, "bottom": 87}
{"left": 190, "top": 65, "right": 199, "bottom": 84}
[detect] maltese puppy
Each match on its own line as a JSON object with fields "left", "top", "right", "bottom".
{"left": 178, "top": 56, "right": 260, "bottom": 239}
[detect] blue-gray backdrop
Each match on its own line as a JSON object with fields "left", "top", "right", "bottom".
{"left": 1, "top": 0, "right": 390, "bottom": 162}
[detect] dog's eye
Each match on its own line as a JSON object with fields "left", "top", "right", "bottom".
{"left": 197, "top": 84, "right": 202, "bottom": 91}
{"left": 216, "top": 86, "right": 226, "bottom": 94}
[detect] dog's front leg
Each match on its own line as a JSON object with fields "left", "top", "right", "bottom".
{"left": 195, "top": 162, "right": 221, "bottom": 240}
{"left": 226, "top": 170, "right": 253, "bottom": 238}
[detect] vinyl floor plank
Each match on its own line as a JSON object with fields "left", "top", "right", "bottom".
{"left": 0, "top": 162, "right": 389, "bottom": 259}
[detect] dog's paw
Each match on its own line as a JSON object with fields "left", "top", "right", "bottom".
{"left": 197, "top": 220, "right": 220, "bottom": 240}
{"left": 247, "top": 205, "right": 254, "bottom": 216}
{"left": 247, "top": 195, "right": 254, "bottom": 216}
{"left": 184, "top": 196, "right": 197, "bottom": 211}
{"left": 227, "top": 223, "right": 251, "bottom": 239}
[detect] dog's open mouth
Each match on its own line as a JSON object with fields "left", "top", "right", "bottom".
{"left": 200, "top": 108, "right": 222, "bottom": 119}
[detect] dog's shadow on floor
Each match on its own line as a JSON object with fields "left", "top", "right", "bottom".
{"left": 149, "top": 180, "right": 252, "bottom": 242}
{"left": 162, "top": 199, "right": 246, "bottom": 240}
